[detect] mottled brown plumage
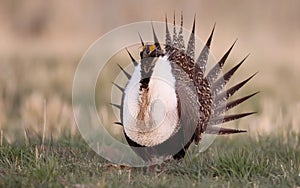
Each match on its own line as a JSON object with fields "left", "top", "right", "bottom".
{"left": 113, "top": 13, "right": 257, "bottom": 164}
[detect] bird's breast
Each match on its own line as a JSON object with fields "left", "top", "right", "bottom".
{"left": 122, "top": 56, "right": 179, "bottom": 147}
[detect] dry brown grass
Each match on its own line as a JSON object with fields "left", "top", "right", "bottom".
{"left": 0, "top": 1, "right": 299, "bottom": 142}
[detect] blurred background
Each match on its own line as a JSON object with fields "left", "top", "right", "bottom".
{"left": 0, "top": 0, "right": 299, "bottom": 142}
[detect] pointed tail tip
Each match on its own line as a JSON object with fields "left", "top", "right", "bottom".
{"left": 205, "top": 126, "right": 247, "bottom": 135}
{"left": 112, "top": 81, "right": 125, "bottom": 92}
{"left": 191, "top": 15, "right": 196, "bottom": 33}
{"left": 229, "top": 39, "right": 238, "bottom": 50}
{"left": 165, "top": 13, "right": 168, "bottom": 23}
{"left": 114, "top": 121, "right": 123, "bottom": 126}
{"left": 110, "top": 102, "right": 121, "bottom": 109}
{"left": 173, "top": 10, "right": 176, "bottom": 25}
{"left": 125, "top": 48, "right": 138, "bottom": 66}
{"left": 221, "top": 128, "right": 248, "bottom": 134}
{"left": 237, "top": 53, "right": 251, "bottom": 65}
{"left": 117, "top": 64, "right": 131, "bottom": 79}
{"left": 153, "top": 32, "right": 162, "bottom": 50}
{"left": 245, "top": 71, "right": 259, "bottom": 82}
{"left": 212, "top": 22, "right": 216, "bottom": 33}
{"left": 205, "top": 23, "right": 216, "bottom": 48}
{"left": 138, "top": 32, "right": 144, "bottom": 46}
{"left": 233, "top": 38, "right": 238, "bottom": 45}
{"left": 245, "top": 53, "right": 251, "bottom": 58}
{"left": 226, "top": 129, "right": 247, "bottom": 134}
{"left": 252, "top": 91, "right": 261, "bottom": 96}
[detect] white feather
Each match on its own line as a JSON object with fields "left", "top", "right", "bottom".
{"left": 122, "top": 56, "right": 179, "bottom": 146}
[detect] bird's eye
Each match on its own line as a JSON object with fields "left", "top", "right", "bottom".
{"left": 148, "top": 45, "right": 155, "bottom": 53}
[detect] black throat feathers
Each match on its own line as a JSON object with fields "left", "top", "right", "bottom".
{"left": 140, "top": 57, "right": 156, "bottom": 90}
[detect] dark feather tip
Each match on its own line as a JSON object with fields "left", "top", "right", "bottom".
{"left": 117, "top": 64, "right": 131, "bottom": 79}
{"left": 138, "top": 32, "right": 144, "bottom": 46}
{"left": 125, "top": 48, "right": 138, "bottom": 66}
{"left": 210, "top": 112, "right": 256, "bottom": 125}
{"left": 206, "top": 23, "right": 215, "bottom": 48}
{"left": 114, "top": 121, "right": 123, "bottom": 126}
{"left": 151, "top": 22, "right": 161, "bottom": 50}
{"left": 110, "top": 102, "right": 121, "bottom": 109}
{"left": 205, "top": 126, "right": 247, "bottom": 135}
{"left": 213, "top": 91, "right": 259, "bottom": 114}
{"left": 112, "top": 82, "right": 124, "bottom": 92}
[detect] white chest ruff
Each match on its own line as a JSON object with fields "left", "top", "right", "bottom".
{"left": 122, "top": 56, "right": 179, "bottom": 147}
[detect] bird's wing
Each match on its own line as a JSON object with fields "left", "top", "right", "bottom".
{"left": 171, "top": 62, "right": 200, "bottom": 146}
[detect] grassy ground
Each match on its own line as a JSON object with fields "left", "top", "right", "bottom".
{"left": 0, "top": 53, "right": 299, "bottom": 187}
{"left": 0, "top": 132, "right": 299, "bottom": 188}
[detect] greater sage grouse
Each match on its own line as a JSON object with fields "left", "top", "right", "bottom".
{"left": 112, "top": 14, "right": 257, "bottom": 164}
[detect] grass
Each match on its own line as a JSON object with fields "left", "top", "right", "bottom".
{"left": 0, "top": 47, "right": 299, "bottom": 187}
{"left": 0, "top": 132, "right": 299, "bottom": 188}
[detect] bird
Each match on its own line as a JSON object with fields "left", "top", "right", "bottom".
{"left": 112, "top": 13, "right": 258, "bottom": 164}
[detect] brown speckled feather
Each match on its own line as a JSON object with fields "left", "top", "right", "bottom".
{"left": 113, "top": 14, "right": 257, "bottom": 163}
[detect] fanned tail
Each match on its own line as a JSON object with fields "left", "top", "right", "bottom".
{"left": 114, "top": 14, "right": 258, "bottom": 139}
{"left": 192, "top": 25, "right": 258, "bottom": 135}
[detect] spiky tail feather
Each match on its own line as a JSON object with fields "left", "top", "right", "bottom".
{"left": 113, "top": 14, "right": 258, "bottom": 136}
{"left": 164, "top": 14, "right": 258, "bottom": 136}
{"left": 205, "top": 126, "right": 247, "bottom": 134}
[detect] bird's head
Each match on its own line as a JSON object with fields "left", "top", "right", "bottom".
{"left": 139, "top": 44, "right": 164, "bottom": 90}
{"left": 140, "top": 44, "right": 163, "bottom": 59}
